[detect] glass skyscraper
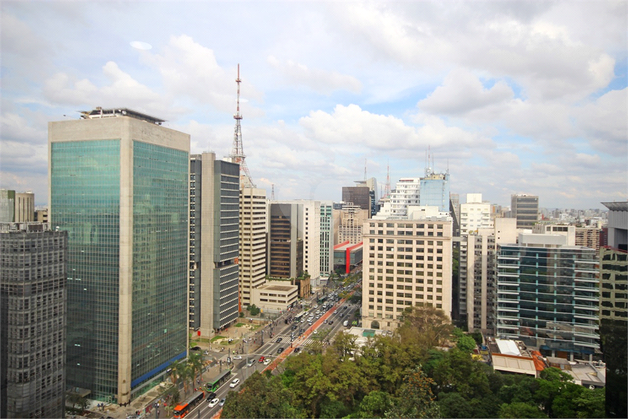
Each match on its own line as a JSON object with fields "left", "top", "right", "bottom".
{"left": 419, "top": 170, "right": 450, "bottom": 213}
{"left": 49, "top": 109, "right": 190, "bottom": 403}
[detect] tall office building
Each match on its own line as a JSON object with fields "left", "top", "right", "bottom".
{"left": 189, "top": 153, "right": 240, "bottom": 337}
{"left": 302, "top": 201, "right": 321, "bottom": 283}
{"left": 354, "top": 178, "right": 379, "bottom": 217}
{"left": 419, "top": 168, "right": 450, "bottom": 213}
{"left": 319, "top": 201, "right": 334, "bottom": 278}
{"left": 268, "top": 202, "right": 303, "bottom": 279}
{"left": 576, "top": 227, "right": 601, "bottom": 255}
{"left": 362, "top": 217, "right": 453, "bottom": 331}
{"left": 599, "top": 201, "right": 627, "bottom": 418}
{"left": 459, "top": 218, "right": 517, "bottom": 333}
{"left": 334, "top": 204, "right": 369, "bottom": 245}
{"left": 342, "top": 186, "right": 371, "bottom": 214}
{"left": 496, "top": 233, "right": 599, "bottom": 360}
{"left": 15, "top": 192, "right": 35, "bottom": 223}
{"left": 1, "top": 222, "right": 67, "bottom": 418}
{"left": 511, "top": 193, "right": 539, "bottom": 229}
{"left": 0, "top": 189, "right": 16, "bottom": 222}
{"left": 49, "top": 108, "right": 189, "bottom": 403}
{"left": 239, "top": 187, "right": 268, "bottom": 307}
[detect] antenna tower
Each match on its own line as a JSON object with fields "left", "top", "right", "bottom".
{"left": 230, "top": 64, "right": 255, "bottom": 188}
{"left": 364, "top": 158, "right": 367, "bottom": 181}
{"left": 271, "top": 184, "right": 275, "bottom": 201}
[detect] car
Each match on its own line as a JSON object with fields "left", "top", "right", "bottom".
{"left": 263, "top": 358, "right": 271, "bottom": 365}
{"left": 207, "top": 392, "right": 217, "bottom": 400}
{"left": 276, "top": 337, "right": 282, "bottom": 343}
{"left": 229, "top": 378, "right": 240, "bottom": 388}
{"left": 258, "top": 356, "right": 265, "bottom": 363}
{"left": 219, "top": 399, "right": 225, "bottom": 407}
{"left": 208, "top": 398, "right": 220, "bottom": 407}
{"left": 294, "top": 347, "right": 301, "bottom": 353}
{"left": 277, "top": 347, "right": 284, "bottom": 354}
{"left": 329, "top": 321, "right": 334, "bottom": 325}
{"left": 233, "top": 355, "right": 242, "bottom": 360}
{"left": 247, "top": 359, "right": 255, "bottom": 367}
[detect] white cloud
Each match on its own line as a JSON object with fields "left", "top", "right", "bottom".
{"left": 576, "top": 88, "right": 628, "bottom": 155}
{"left": 267, "top": 56, "right": 362, "bottom": 95}
{"left": 418, "top": 68, "right": 514, "bottom": 115}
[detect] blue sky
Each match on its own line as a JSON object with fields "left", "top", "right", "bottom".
{"left": 1, "top": 0, "right": 626, "bottom": 209}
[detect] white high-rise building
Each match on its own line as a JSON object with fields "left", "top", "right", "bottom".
{"left": 319, "top": 201, "right": 334, "bottom": 278}
{"left": 302, "top": 200, "right": 321, "bottom": 282}
{"left": 239, "top": 187, "right": 268, "bottom": 307}
{"left": 459, "top": 193, "right": 493, "bottom": 235}
{"left": 375, "top": 178, "right": 421, "bottom": 219}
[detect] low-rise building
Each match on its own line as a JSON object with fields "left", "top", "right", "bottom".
{"left": 250, "top": 281, "right": 298, "bottom": 313}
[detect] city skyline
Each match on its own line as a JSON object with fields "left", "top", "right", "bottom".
{"left": 1, "top": 1, "right": 626, "bottom": 209}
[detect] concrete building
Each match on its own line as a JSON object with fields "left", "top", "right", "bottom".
{"left": 333, "top": 241, "right": 364, "bottom": 274}
{"left": 459, "top": 193, "right": 493, "bottom": 235}
{"left": 1, "top": 222, "right": 67, "bottom": 418}
{"left": 268, "top": 202, "right": 303, "bottom": 279}
{"left": 15, "top": 192, "right": 35, "bottom": 222}
{"left": 49, "top": 108, "right": 189, "bottom": 403}
{"left": 34, "top": 208, "right": 48, "bottom": 224}
{"left": 576, "top": 227, "right": 601, "bottom": 255}
{"left": 239, "top": 187, "right": 268, "bottom": 307}
{"left": 375, "top": 178, "right": 421, "bottom": 219}
{"left": 302, "top": 200, "right": 321, "bottom": 283}
{"left": 354, "top": 178, "right": 379, "bottom": 217}
{"left": 342, "top": 185, "right": 371, "bottom": 214}
{"left": 460, "top": 218, "right": 517, "bottom": 334}
{"left": 250, "top": 281, "right": 298, "bottom": 313}
{"left": 532, "top": 224, "right": 576, "bottom": 245}
{"left": 496, "top": 233, "right": 599, "bottom": 360}
{"left": 334, "top": 204, "right": 369, "bottom": 245}
{"left": 599, "top": 201, "right": 627, "bottom": 418}
{"left": 511, "top": 193, "right": 539, "bottom": 229}
{"left": 0, "top": 189, "right": 15, "bottom": 222}
{"left": 189, "top": 153, "right": 240, "bottom": 337}
{"left": 319, "top": 201, "right": 334, "bottom": 278}
{"left": 362, "top": 217, "right": 453, "bottom": 331}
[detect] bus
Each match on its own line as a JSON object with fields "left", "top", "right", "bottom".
{"left": 294, "top": 312, "right": 306, "bottom": 323}
{"left": 206, "top": 369, "right": 231, "bottom": 392}
{"left": 173, "top": 391, "right": 204, "bottom": 418}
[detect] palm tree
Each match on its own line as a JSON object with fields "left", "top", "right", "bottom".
{"left": 170, "top": 361, "right": 192, "bottom": 398}
{"left": 188, "top": 351, "right": 204, "bottom": 389}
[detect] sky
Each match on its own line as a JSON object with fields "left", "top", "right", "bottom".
{"left": 1, "top": 0, "right": 626, "bottom": 210}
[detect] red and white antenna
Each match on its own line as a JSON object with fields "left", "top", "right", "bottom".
{"left": 230, "top": 64, "right": 255, "bottom": 188}
{"left": 384, "top": 162, "right": 391, "bottom": 198}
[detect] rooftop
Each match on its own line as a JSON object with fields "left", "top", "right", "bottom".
{"left": 79, "top": 107, "right": 165, "bottom": 124}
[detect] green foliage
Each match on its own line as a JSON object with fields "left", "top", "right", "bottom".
{"left": 385, "top": 366, "right": 440, "bottom": 418}
{"left": 222, "top": 371, "right": 304, "bottom": 418}
{"left": 499, "top": 402, "right": 547, "bottom": 418}
{"left": 438, "top": 392, "right": 472, "bottom": 418}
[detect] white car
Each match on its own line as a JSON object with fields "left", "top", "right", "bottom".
{"left": 208, "top": 398, "right": 220, "bottom": 407}
{"left": 229, "top": 378, "right": 240, "bottom": 388}
{"left": 233, "top": 355, "right": 242, "bottom": 360}
{"left": 263, "top": 358, "right": 271, "bottom": 365}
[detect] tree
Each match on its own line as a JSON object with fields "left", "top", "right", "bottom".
{"left": 385, "top": 366, "right": 440, "bottom": 418}
{"left": 498, "top": 402, "right": 547, "bottom": 418}
{"left": 397, "top": 304, "right": 454, "bottom": 356}
{"left": 438, "top": 392, "right": 472, "bottom": 418}
{"left": 188, "top": 351, "right": 203, "bottom": 389}
{"left": 330, "top": 331, "right": 358, "bottom": 359}
{"left": 222, "top": 371, "right": 304, "bottom": 418}
{"left": 355, "top": 390, "right": 392, "bottom": 418}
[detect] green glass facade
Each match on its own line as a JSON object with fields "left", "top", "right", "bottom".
{"left": 131, "top": 141, "right": 188, "bottom": 388}
{"left": 51, "top": 140, "right": 121, "bottom": 398}
{"left": 51, "top": 138, "right": 189, "bottom": 400}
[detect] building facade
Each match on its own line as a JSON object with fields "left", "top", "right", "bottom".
{"left": 319, "top": 201, "right": 334, "bottom": 278}
{"left": 1, "top": 223, "right": 67, "bottom": 418}
{"left": 302, "top": 201, "right": 321, "bottom": 282}
{"left": 459, "top": 193, "right": 492, "bottom": 235}
{"left": 599, "top": 201, "right": 627, "bottom": 418}
{"left": 575, "top": 227, "right": 601, "bottom": 255}
{"left": 0, "top": 189, "right": 16, "bottom": 222}
{"left": 189, "top": 153, "right": 240, "bottom": 337}
{"left": 496, "top": 234, "right": 599, "bottom": 359}
{"left": 511, "top": 193, "right": 539, "bottom": 229}
{"left": 334, "top": 204, "right": 369, "bottom": 245}
{"left": 239, "top": 187, "right": 268, "bottom": 307}
{"left": 419, "top": 170, "right": 450, "bottom": 213}
{"left": 49, "top": 108, "right": 189, "bottom": 403}
{"left": 342, "top": 186, "right": 371, "bottom": 213}
{"left": 362, "top": 218, "right": 453, "bottom": 331}
{"left": 15, "top": 192, "right": 35, "bottom": 223}
{"left": 268, "top": 202, "right": 303, "bottom": 279}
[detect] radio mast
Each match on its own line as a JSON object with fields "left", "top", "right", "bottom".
{"left": 230, "top": 64, "right": 255, "bottom": 188}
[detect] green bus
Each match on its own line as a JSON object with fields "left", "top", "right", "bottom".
{"left": 206, "top": 369, "right": 231, "bottom": 392}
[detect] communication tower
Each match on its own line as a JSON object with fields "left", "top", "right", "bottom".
{"left": 230, "top": 64, "right": 255, "bottom": 188}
